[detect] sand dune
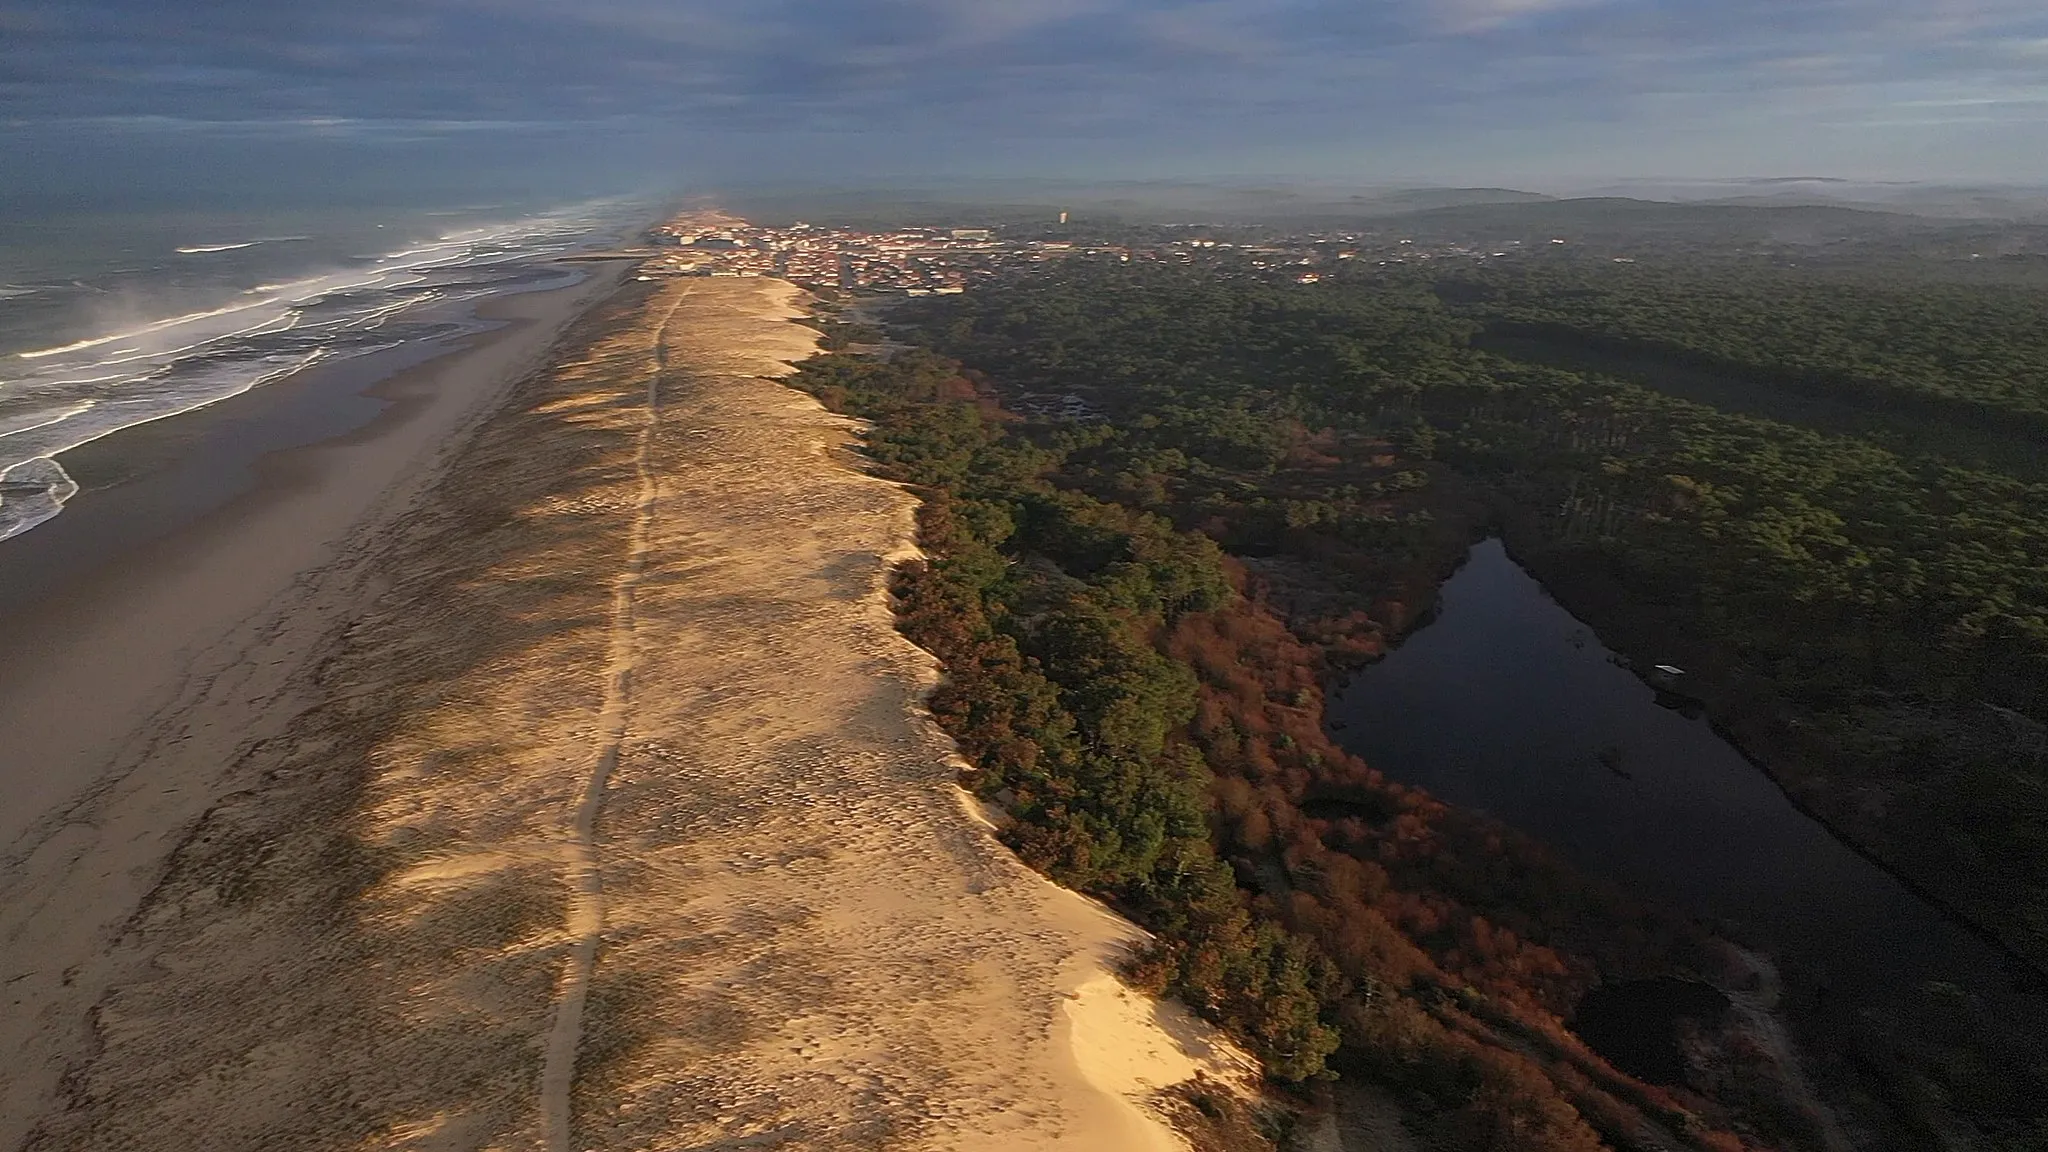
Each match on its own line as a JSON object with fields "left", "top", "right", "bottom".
{"left": 17, "top": 277, "right": 1251, "bottom": 1150}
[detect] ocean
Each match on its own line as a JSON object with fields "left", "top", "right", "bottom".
{"left": 0, "top": 196, "right": 650, "bottom": 541}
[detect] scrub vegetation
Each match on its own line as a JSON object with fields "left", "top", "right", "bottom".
{"left": 790, "top": 254, "right": 2048, "bottom": 1150}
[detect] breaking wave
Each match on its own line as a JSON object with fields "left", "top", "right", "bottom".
{"left": 174, "top": 236, "right": 310, "bottom": 256}
{"left": 0, "top": 200, "right": 636, "bottom": 542}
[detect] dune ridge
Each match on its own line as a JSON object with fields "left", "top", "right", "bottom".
{"left": 20, "top": 276, "right": 1250, "bottom": 1151}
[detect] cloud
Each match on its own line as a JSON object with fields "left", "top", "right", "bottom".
{"left": 1428, "top": 0, "right": 1614, "bottom": 34}
{"left": 1, "top": 0, "right": 2045, "bottom": 181}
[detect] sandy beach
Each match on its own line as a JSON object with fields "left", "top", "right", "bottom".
{"left": 0, "top": 266, "right": 626, "bottom": 1147}
{"left": 2, "top": 273, "right": 1252, "bottom": 1150}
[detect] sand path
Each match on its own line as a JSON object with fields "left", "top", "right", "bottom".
{"left": 15, "top": 277, "right": 1249, "bottom": 1151}
{"left": 537, "top": 288, "right": 684, "bottom": 1152}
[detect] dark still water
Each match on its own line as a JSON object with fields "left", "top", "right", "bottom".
{"left": 1326, "top": 539, "right": 2036, "bottom": 1020}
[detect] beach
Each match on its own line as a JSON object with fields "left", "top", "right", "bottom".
{"left": 1, "top": 272, "right": 1250, "bottom": 1150}
{"left": 0, "top": 265, "right": 626, "bottom": 1146}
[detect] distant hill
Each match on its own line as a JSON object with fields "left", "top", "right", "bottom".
{"left": 1344, "top": 187, "right": 1557, "bottom": 214}
{"left": 722, "top": 182, "right": 2048, "bottom": 257}
{"left": 1368, "top": 196, "right": 1940, "bottom": 248}
{"left": 1041, "top": 183, "right": 1558, "bottom": 221}
{"left": 1585, "top": 179, "right": 2048, "bottom": 221}
{"left": 727, "top": 181, "right": 1567, "bottom": 227}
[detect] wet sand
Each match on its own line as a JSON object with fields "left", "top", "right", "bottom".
{"left": 0, "top": 265, "right": 627, "bottom": 1146}
{"left": 3, "top": 275, "right": 1251, "bottom": 1150}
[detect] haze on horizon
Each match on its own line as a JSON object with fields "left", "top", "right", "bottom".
{"left": 2, "top": 0, "right": 2047, "bottom": 203}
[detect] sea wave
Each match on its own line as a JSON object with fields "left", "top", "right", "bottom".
{"left": 15, "top": 298, "right": 291, "bottom": 360}
{"left": 0, "top": 457, "right": 79, "bottom": 542}
{"left": 173, "top": 236, "right": 309, "bottom": 256}
{"left": 0, "top": 198, "right": 641, "bottom": 543}
{"left": 0, "top": 348, "right": 329, "bottom": 542}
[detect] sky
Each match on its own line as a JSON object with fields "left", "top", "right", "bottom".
{"left": 3, "top": 0, "right": 2047, "bottom": 199}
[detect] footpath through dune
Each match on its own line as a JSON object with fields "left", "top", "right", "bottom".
{"left": 22, "top": 276, "right": 1249, "bottom": 1151}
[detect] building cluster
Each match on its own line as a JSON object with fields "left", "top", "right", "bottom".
{"left": 638, "top": 210, "right": 1589, "bottom": 294}
{"left": 642, "top": 211, "right": 1132, "bottom": 293}
{"left": 1147, "top": 233, "right": 1585, "bottom": 279}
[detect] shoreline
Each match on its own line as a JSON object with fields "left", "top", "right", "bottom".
{"left": 0, "top": 260, "right": 626, "bottom": 840}
{"left": 0, "top": 261, "right": 628, "bottom": 1145}
{"left": 0, "top": 267, "right": 586, "bottom": 619}
{"left": 3, "top": 272, "right": 1252, "bottom": 1150}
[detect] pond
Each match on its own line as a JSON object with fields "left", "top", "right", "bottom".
{"left": 1325, "top": 539, "right": 2041, "bottom": 1079}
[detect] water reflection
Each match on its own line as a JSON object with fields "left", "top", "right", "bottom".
{"left": 1326, "top": 538, "right": 2028, "bottom": 1021}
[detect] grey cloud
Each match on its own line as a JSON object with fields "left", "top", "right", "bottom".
{"left": 1, "top": 0, "right": 2045, "bottom": 180}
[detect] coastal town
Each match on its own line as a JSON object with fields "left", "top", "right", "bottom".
{"left": 643, "top": 209, "right": 1116, "bottom": 293}
{"left": 641, "top": 208, "right": 1584, "bottom": 294}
